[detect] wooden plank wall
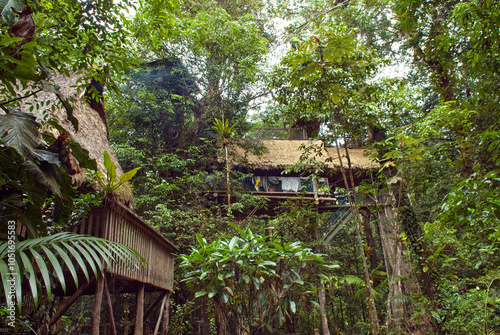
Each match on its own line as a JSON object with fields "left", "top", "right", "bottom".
{"left": 76, "top": 203, "right": 175, "bottom": 291}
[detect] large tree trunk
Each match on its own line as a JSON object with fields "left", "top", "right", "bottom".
{"left": 376, "top": 195, "right": 425, "bottom": 332}
{"left": 361, "top": 208, "right": 380, "bottom": 286}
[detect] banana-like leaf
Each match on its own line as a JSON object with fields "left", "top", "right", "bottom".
{"left": 103, "top": 150, "right": 117, "bottom": 186}
{"left": 0, "top": 109, "right": 39, "bottom": 159}
{"left": 0, "top": 232, "right": 146, "bottom": 310}
{"left": 0, "top": 0, "right": 24, "bottom": 25}
{"left": 114, "top": 167, "right": 141, "bottom": 191}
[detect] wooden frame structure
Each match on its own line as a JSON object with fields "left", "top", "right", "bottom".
{"left": 41, "top": 200, "right": 177, "bottom": 335}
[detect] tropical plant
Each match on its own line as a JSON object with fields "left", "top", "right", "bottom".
{"left": 180, "top": 225, "right": 337, "bottom": 334}
{"left": 213, "top": 118, "right": 237, "bottom": 210}
{"left": 96, "top": 150, "right": 141, "bottom": 194}
{"left": 0, "top": 232, "right": 145, "bottom": 311}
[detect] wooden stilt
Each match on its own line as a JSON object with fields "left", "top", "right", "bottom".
{"left": 134, "top": 283, "right": 145, "bottom": 335}
{"left": 161, "top": 291, "right": 171, "bottom": 335}
{"left": 40, "top": 277, "right": 96, "bottom": 334}
{"left": 53, "top": 297, "right": 64, "bottom": 334}
{"left": 103, "top": 278, "right": 117, "bottom": 335}
{"left": 144, "top": 291, "right": 167, "bottom": 321}
{"left": 153, "top": 293, "right": 168, "bottom": 335}
{"left": 91, "top": 274, "right": 105, "bottom": 335}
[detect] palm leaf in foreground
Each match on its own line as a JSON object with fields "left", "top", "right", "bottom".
{"left": 0, "top": 232, "right": 146, "bottom": 310}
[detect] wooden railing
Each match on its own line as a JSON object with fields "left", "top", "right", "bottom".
{"left": 74, "top": 201, "right": 177, "bottom": 291}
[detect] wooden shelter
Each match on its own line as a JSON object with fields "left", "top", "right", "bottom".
{"left": 225, "top": 139, "right": 376, "bottom": 211}
{"left": 215, "top": 139, "right": 377, "bottom": 242}
{"left": 45, "top": 200, "right": 178, "bottom": 335}
{"left": 16, "top": 72, "right": 178, "bottom": 334}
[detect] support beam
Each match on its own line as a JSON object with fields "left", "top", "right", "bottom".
{"left": 161, "top": 291, "right": 171, "bottom": 335}
{"left": 153, "top": 293, "right": 168, "bottom": 335}
{"left": 91, "top": 274, "right": 105, "bottom": 335}
{"left": 41, "top": 277, "right": 96, "bottom": 334}
{"left": 134, "top": 283, "right": 145, "bottom": 335}
{"left": 144, "top": 291, "right": 167, "bottom": 320}
{"left": 103, "top": 278, "right": 117, "bottom": 335}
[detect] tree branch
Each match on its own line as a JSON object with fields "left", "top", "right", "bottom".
{"left": 0, "top": 88, "right": 43, "bottom": 107}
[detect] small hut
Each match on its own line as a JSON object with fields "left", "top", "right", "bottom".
{"left": 17, "top": 73, "right": 178, "bottom": 334}
{"left": 217, "top": 139, "right": 378, "bottom": 241}
{"left": 232, "top": 139, "right": 376, "bottom": 201}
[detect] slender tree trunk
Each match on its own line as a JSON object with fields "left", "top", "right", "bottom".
{"left": 317, "top": 38, "right": 380, "bottom": 334}
{"left": 319, "top": 287, "right": 331, "bottom": 335}
{"left": 361, "top": 208, "right": 380, "bottom": 286}
{"left": 103, "top": 279, "right": 117, "bottom": 335}
{"left": 369, "top": 122, "right": 440, "bottom": 334}
{"left": 162, "top": 291, "right": 171, "bottom": 335}
{"left": 376, "top": 196, "right": 418, "bottom": 331}
{"left": 225, "top": 145, "right": 231, "bottom": 209}
{"left": 199, "top": 295, "right": 211, "bottom": 335}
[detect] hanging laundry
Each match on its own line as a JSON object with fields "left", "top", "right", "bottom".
{"left": 259, "top": 176, "right": 269, "bottom": 192}
{"left": 281, "top": 177, "right": 300, "bottom": 192}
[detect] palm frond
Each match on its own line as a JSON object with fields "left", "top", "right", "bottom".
{"left": 0, "top": 232, "right": 146, "bottom": 310}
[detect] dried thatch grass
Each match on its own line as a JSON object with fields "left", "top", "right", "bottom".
{"left": 234, "top": 140, "right": 377, "bottom": 171}
{"left": 13, "top": 73, "right": 134, "bottom": 203}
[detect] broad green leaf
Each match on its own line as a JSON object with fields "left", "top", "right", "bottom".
{"left": 0, "top": 36, "right": 22, "bottom": 46}
{"left": 228, "top": 236, "right": 238, "bottom": 250}
{"left": 103, "top": 150, "right": 117, "bottom": 185}
{"left": 0, "top": 109, "right": 39, "bottom": 159}
{"left": 195, "top": 290, "right": 207, "bottom": 298}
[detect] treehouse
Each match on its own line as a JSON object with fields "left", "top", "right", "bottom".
{"left": 215, "top": 133, "right": 377, "bottom": 243}
{"left": 17, "top": 73, "right": 178, "bottom": 335}
{"left": 232, "top": 138, "right": 376, "bottom": 207}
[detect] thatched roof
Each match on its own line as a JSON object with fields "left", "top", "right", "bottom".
{"left": 234, "top": 140, "right": 377, "bottom": 171}
{"left": 16, "top": 73, "right": 133, "bottom": 202}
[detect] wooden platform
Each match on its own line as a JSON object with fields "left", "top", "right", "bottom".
{"left": 63, "top": 200, "right": 177, "bottom": 296}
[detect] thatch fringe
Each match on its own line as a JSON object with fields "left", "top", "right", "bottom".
{"left": 233, "top": 140, "right": 377, "bottom": 171}
{"left": 15, "top": 73, "right": 134, "bottom": 204}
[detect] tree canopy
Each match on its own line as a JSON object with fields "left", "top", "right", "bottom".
{"left": 1, "top": 0, "right": 500, "bottom": 333}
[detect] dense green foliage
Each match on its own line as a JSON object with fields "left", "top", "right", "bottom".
{"left": 1, "top": 0, "right": 500, "bottom": 333}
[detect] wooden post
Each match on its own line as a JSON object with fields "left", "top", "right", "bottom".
{"left": 134, "top": 283, "right": 145, "bottom": 335}
{"left": 91, "top": 274, "right": 105, "bottom": 335}
{"left": 103, "top": 278, "right": 117, "bottom": 335}
{"left": 40, "top": 277, "right": 95, "bottom": 334}
{"left": 144, "top": 291, "right": 167, "bottom": 321}
{"left": 153, "top": 293, "right": 167, "bottom": 335}
{"left": 161, "top": 291, "right": 171, "bottom": 335}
